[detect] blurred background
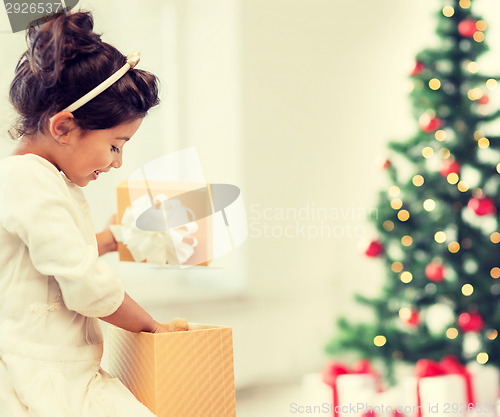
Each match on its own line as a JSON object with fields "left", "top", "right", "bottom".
{"left": 2, "top": 1, "right": 500, "bottom": 415}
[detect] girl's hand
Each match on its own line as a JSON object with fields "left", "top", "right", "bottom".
{"left": 96, "top": 215, "right": 118, "bottom": 256}
{"left": 151, "top": 322, "right": 171, "bottom": 333}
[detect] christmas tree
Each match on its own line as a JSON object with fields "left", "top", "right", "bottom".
{"left": 326, "top": 0, "right": 500, "bottom": 379}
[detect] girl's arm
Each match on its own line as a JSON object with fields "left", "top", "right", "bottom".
{"left": 99, "top": 292, "right": 169, "bottom": 333}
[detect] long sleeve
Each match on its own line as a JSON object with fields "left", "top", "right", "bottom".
{"left": 0, "top": 155, "right": 124, "bottom": 318}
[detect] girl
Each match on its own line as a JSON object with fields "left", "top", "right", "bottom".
{"left": 0, "top": 9, "right": 169, "bottom": 417}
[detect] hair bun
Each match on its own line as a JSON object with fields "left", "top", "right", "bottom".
{"left": 26, "top": 11, "right": 102, "bottom": 87}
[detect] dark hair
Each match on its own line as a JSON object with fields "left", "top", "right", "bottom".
{"left": 9, "top": 11, "right": 160, "bottom": 139}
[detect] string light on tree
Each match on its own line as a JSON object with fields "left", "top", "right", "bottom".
{"left": 373, "top": 335, "right": 387, "bottom": 347}
{"left": 421, "top": 147, "right": 434, "bottom": 159}
{"left": 429, "top": 78, "right": 441, "bottom": 90}
{"left": 401, "top": 235, "right": 413, "bottom": 247}
{"left": 383, "top": 220, "right": 394, "bottom": 231}
{"left": 400, "top": 271, "right": 413, "bottom": 283}
{"left": 491, "top": 232, "right": 500, "bottom": 243}
{"left": 468, "top": 88, "right": 483, "bottom": 101}
{"left": 486, "top": 79, "right": 498, "bottom": 90}
{"left": 442, "top": 5, "right": 454, "bottom": 17}
{"left": 435, "top": 231, "right": 447, "bottom": 243}
{"left": 388, "top": 186, "right": 400, "bottom": 197}
{"left": 487, "top": 330, "right": 498, "bottom": 340}
{"left": 423, "top": 199, "right": 436, "bottom": 211}
{"left": 474, "top": 31, "right": 485, "bottom": 43}
{"left": 448, "top": 241, "right": 460, "bottom": 253}
{"left": 398, "top": 210, "right": 410, "bottom": 222}
{"left": 462, "top": 284, "right": 474, "bottom": 296}
{"left": 490, "top": 267, "right": 500, "bottom": 279}
{"left": 412, "top": 175, "right": 425, "bottom": 186}
{"left": 447, "top": 173, "right": 459, "bottom": 185}
{"left": 391, "top": 199, "right": 403, "bottom": 210}
{"left": 457, "top": 182, "right": 469, "bottom": 192}
{"left": 439, "top": 148, "right": 451, "bottom": 159}
{"left": 477, "top": 352, "right": 489, "bottom": 365}
{"left": 446, "top": 328, "right": 459, "bottom": 339}
{"left": 467, "top": 61, "right": 479, "bottom": 73}
{"left": 459, "top": 0, "right": 471, "bottom": 9}
{"left": 477, "top": 137, "right": 490, "bottom": 148}
{"left": 435, "top": 130, "right": 447, "bottom": 141}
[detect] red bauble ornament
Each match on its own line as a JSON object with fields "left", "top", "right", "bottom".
{"left": 468, "top": 196, "right": 497, "bottom": 216}
{"left": 425, "top": 262, "right": 445, "bottom": 282}
{"left": 439, "top": 159, "right": 460, "bottom": 178}
{"left": 364, "top": 240, "right": 384, "bottom": 257}
{"left": 478, "top": 95, "right": 490, "bottom": 105}
{"left": 411, "top": 60, "right": 425, "bottom": 77}
{"left": 402, "top": 310, "right": 420, "bottom": 327}
{"left": 458, "top": 311, "right": 484, "bottom": 333}
{"left": 419, "top": 113, "right": 443, "bottom": 133}
{"left": 382, "top": 159, "right": 391, "bottom": 169}
{"left": 458, "top": 19, "right": 478, "bottom": 38}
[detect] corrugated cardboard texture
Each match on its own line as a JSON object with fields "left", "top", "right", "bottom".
{"left": 108, "top": 325, "right": 236, "bottom": 417}
{"left": 116, "top": 180, "right": 212, "bottom": 266}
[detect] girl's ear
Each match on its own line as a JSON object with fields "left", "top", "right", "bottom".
{"left": 49, "top": 111, "right": 77, "bottom": 144}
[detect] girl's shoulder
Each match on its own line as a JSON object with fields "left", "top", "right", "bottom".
{"left": 0, "top": 153, "right": 57, "bottom": 169}
{"left": 0, "top": 153, "right": 66, "bottom": 189}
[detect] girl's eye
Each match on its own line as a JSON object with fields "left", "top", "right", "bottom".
{"left": 111, "top": 145, "right": 120, "bottom": 153}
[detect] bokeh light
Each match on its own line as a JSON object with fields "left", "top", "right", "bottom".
{"left": 400, "top": 271, "right": 413, "bottom": 283}
{"left": 446, "top": 328, "right": 458, "bottom": 339}
{"left": 413, "top": 175, "right": 425, "bottom": 186}
{"left": 401, "top": 235, "right": 413, "bottom": 247}
{"left": 435, "top": 231, "right": 447, "bottom": 243}
{"left": 391, "top": 262, "right": 404, "bottom": 273}
{"left": 448, "top": 241, "right": 460, "bottom": 253}
{"left": 423, "top": 199, "right": 436, "bottom": 211}
{"left": 374, "top": 335, "right": 387, "bottom": 347}
{"left": 462, "top": 284, "right": 473, "bottom": 296}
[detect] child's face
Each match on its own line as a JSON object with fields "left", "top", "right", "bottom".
{"left": 60, "top": 118, "right": 143, "bottom": 187}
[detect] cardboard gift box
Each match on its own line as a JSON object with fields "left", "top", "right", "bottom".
{"left": 107, "top": 323, "right": 236, "bottom": 417}
{"left": 116, "top": 180, "right": 213, "bottom": 266}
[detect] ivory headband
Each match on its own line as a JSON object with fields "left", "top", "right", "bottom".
{"left": 62, "top": 51, "right": 141, "bottom": 113}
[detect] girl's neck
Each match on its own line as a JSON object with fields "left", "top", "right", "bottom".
{"left": 12, "top": 135, "right": 60, "bottom": 171}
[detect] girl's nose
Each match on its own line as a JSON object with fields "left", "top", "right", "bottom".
{"left": 111, "top": 153, "right": 122, "bottom": 169}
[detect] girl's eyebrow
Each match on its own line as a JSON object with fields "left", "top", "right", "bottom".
{"left": 115, "top": 136, "right": 130, "bottom": 141}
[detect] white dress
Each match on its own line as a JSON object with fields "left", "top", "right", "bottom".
{"left": 0, "top": 154, "right": 156, "bottom": 417}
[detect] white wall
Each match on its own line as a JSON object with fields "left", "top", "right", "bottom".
{"left": 2, "top": 0, "right": 500, "bottom": 389}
